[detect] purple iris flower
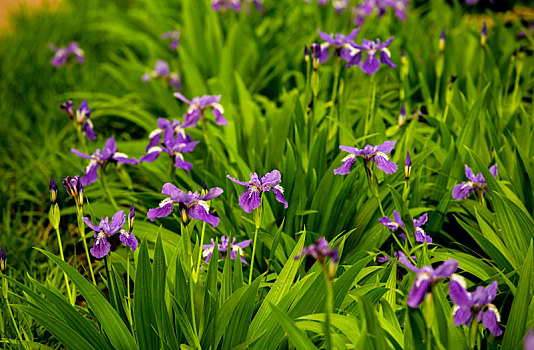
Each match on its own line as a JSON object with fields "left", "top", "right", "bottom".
{"left": 452, "top": 164, "right": 498, "bottom": 200}
{"left": 49, "top": 42, "right": 85, "bottom": 67}
{"left": 379, "top": 211, "right": 432, "bottom": 243}
{"left": 211, "top": 0, "right": 263, "bottom": 12}
{"left": 295, "top": 237, "right": 339, "bottom": 263}
{"left": 334, "top": 140, "right": 398, "bottom": 175}
{"left": 147, "top": 183, "right": 223, "bottom": 227}
{"left": 0, "top": 246, "right": 6, "bottom": 273}
{"left": 449, "top": 275, "right": 502, "bottom": 336}
{"left": 398, "top": 252, "right": 458, "bottom": 308}
{"left": 83, "top": 210, "right": 138, "bottom": 258}
{"left": 143, "top": 118, "right": 187, "bottom": 151}
{"left": 62, "top": 175, "right": 84, "bottom": 209}
{"left": 346, "top": 37, "right": 396, "bottom": 75}
{"left": 227, "top": 170, "right": 288, "bottom": 213}
{"left": 50, "top": 176, "right": 58, "bottom": 205}
{"left": 525, "top": 329, "right": 534, "bottom": 350}
{"left": 143, "top": 60, "right": 181, "bottom": 90}
{"left": 317, "top": 28, "right": 359, "bottom": 62}
{"left": 377, "top": 251, "right": 416, "bottom": 263}
{"left": 202, "top": 236, "right": 252, "bottom": 263}
{"left": 310, "top": 43, "right": 329, "bottom": 69}
{"left": 140, "top": 121, "right": 198, "bottom": 172}
{"left": 174, "top": 93, "right": 228, "bottom": 127}
{"left": 352, "top": 0, "right": 408, "bottom": 25}
{"left": 161, "top": 30, "right": 180, "bottom": 50}
{"left": 71, "top": 137, "right": 138, "bottom": 186}
{"left": 60, "top": 99, "right": 96, "bottom": 141}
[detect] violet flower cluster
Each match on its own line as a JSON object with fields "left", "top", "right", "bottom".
{"left": 140, "top": 119, "right": 198, "bottom": 172}
{"left": 174, "top": 93, "right": 228, "bottom": 127}
{"left": 142, "top": 60, "right": 181, "bottom": 90}
{"left": 452, "top": 164, "right": 498, "bottom": 200}
{"left": 379, "top": 211, "right": 432, "bottom": 243}
{"left": 202, "top": 236, "right": 252, "bottom": 263}
{"left": 316, "top": 28, "right": 359, "bottom": 62}
{"left": 212, "top": 0, "right": 263, "bottom": 12}
{"left": 147, "top": 183, "right": 223, "bottom": 227}
{"left": 295, "top": 237, "right": 339, "bottom": 278}
{"left": 377, "top": 251, "right": 415, "bottom": 263}
{"left": 352, "top": 0, "right": 409, "bottom": 25}
{"left": 49, "top": 42, "right": 85, "bottom": 67}
{"left": 60, "top": 99, "right": 96, "bottom": 141}
{"left": 83, "top": 205, "right": 137, "bottom": 258}
{"left": 449, "top": 275, "right": 502, "bottom": 336}
{"left": 397, "top": 252, "right": 458, "bottom": 308}
{"left": 334, "top": 140, "right": 398, "bottom": 175}
{"left": 227, "top": 170, "right": 288, "bottom": 213}
{"left": 72, "top": 137, "right": 138, "bottom": 186}
{"left": 161, "top": 30, "right": 180, "bottom": 51}
{"left": 62, "top": 175, "right": 84, "bottom": 210}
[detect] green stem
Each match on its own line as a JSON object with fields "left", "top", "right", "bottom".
{"left": 168, "top": 158, "right": 176, "bottom": 181}
{"left": 77, "top": 211, "right": 97, "bottom": 285}
{"left": 248, "top": 226, "right": 259, "bottom": 285}
{"left": 321, "top": 265, "right": 333, "bottom": 350}
{"left": 55, "top": 227, "right": 73, "bottom": 304}
{"left": 2, "top": 277, "right": 23, "bottom": 345}
{"left": 329, "top": 58, "right": 342, "bottom": 120}
{"left": 469, "top": 316, "right": 479, "bottom": 349}
{"left": 100, "top": 170, "right": 119, "bottom": 211}
{"left": 126, "top": 250, "right": 132, "bottom": 330}
{"left": 364, "top": 74, "right": 376, "bottom": 137}
{"left": 194, "top": 221, "right": 206, "bottom": 282}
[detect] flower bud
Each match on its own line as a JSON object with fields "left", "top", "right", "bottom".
{"left": 439, "top": 29, "right": 445, "bottom": 53}
{"left": 481, "top": 21, "right": 487, "bottom": 48}
{"left": 128, "top": 204, "right": 135, "bottom": 232}
{"left": 49, "top": 176, "right": 58, "bottom": 205}
{"left": 0, "top": 247, "right": 6, "bottom": 274}
{"left": 405, "top": 152, "right": 412, "bottom": 180}
{"left": 179, "top": 202, "right": 189, "bottom": 226}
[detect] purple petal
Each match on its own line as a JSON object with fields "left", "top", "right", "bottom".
{"left": 239, "top": 187, "right": 262, "bottom": 213}
{"left": 318, "top": 30, "right": 335, "bottom": 44}
{"left": 109, "top": 210, "right": 125, "bottom": 233}
{"left": 189, "top": 203, "right": 219, "bottom": 227}
{"left": 82, "top": 217, "right": 101, "bottom": 232}
{"left": 261, "top": 170, "right": 282, "bottom": 188}
{"left": 434, "top": 259, "right": 458, "bottom": 278}
{"left": 481, "top": 307, "right": 502, "bottom": 336}
{"left": 376, "top": 140, "right": 396, "bottom": 154}
{"left": 182, "top": 109, "right": 202, "bottom": 128}
{"left": 213, "top": 106, "right": 228, "bottom": 125}
{"left": 140, "top": 149, "right": 162, "bottom": 163}
{"left": 453, "top": 306, "right": 473, "bottom": 326}
{"left": 102, "top": 137, "right": 118, "bottom": 160}
{"left": 489, "top": 164, "right": 498, "bottom": 178}
{"left": 81, "top": 165, "right": 99, "bottom": 187}
{"left": 397, "top": 251, "right": 420, "bottom": 273}
{"left": 361, "top": 52, "right": 380, "bottom": 75}
{"left": 334, "top": 156, "right": 357, "bottom": 175}
{"left": 120, "top": 231, "right": 138, "bottom": 251}
{"left": 375, "top": 156, "right": 398, "bottom": 174}
{"left": 162, "top": 183, "right": 182, "bottom": 197}
{"left": 174, "top": 156, "right": 193, "bottom": 172}
{"left": 452, "top": 182, "right": 473, "bottom": 200}
{"left": 71, "top": 149, "right": 93, "bottom": 160}
{"left": 114, "top": 156, "right": 138, "bottom": 165}
{"left": 449, "top": 275, "right": 472, "bottom": 308}
{"left": 90, "top": 234, "right": 111, "bottom": 259}
{"left": 83, "top": 121, "right": 96, "bottom": 141}
{"left": 486, "top": 280, "right": 498, "bottom": 303}
{"left": 407, "top": 276, "right": 431, "bottom": 308}
{"left": 272, "top": 187, "right": 288, "bottom": 208}
{"left": 154, "top": 60, "right": 170, "bottom": 77}
{"left": 379, "top": 50, "right": 396, "bottom": 68}
{"left": 465, "top": 164, "right": 477, "bottom": 182}
{"left": 414, "top": 213, "right": 428, "bottom": 227}
{"left": 345, "top": 50, "right": 362, "bottom": 68}
{"left": 379, "top": 216, "right": 399, "bottom": 230}
{"left": 147, "top": 202, "right": 174, "bottom": 221}
{"left": 227, "top": 175, "right": 250, "bottom": 186}
{"left": 173, "top": 92, "right": 192, "bottom": 104}
{"left": 202, "top": 187, "right": 224, "bottom": 201}
{"left": 393, "top": 211, "right": 404, "bottom": 227}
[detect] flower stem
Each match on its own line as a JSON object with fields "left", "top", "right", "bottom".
{"left": 168, "top": 157, "right": 176, "bottom": 181}
{"left": 469, "top": 317, "right": 479, "bottom": 349}
{"left": 2, "top": 276, "right": 24, "bottom": 345}
{"left": 77, "top": 210, "right": 97, "bottom": 285}
{"left": 248, "top": 225, "right": 259, "bottom": 285}
{"left": 364, "top": 74, "right": 376, "bottom": 137}
{"left": 126, "top": 249, "right": 132, "bottom": 329}
{"left": 55, "top": 227, "right": 73, "bottom": 304}
{"left": 194, "top": 221, "right": 206, "bottom": 282}
{"left": 100, "top": 170, "right": 119, "bottom": 211}
{"left": 321, "top": 264, "right": 333, "bottom": 350}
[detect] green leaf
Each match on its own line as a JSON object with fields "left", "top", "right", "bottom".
{"left": 268, "top": 303, "right": 317, "bottom": 350}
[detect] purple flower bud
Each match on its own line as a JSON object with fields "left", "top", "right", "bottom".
{"left": 304, "top": 46, "right": 309, "bottom": 63}
{"left": 62, "top": 175, "right": 84, "bottom": 209}
{"left": 439, "top": 29, "right": 445, "bottom": 52}
{"left": 128, "top": 204, "right": 135, "bottom": 232}
{"left": 295, "top": 237, "right": 338, "bottom": 277}
{"left": 405, "top": 152, "right": 412, "bottom": 180}
{"left": 399, "top": 104, "right": 406, "bottom": 125}
{"left": 0, "top": 247, "right": 5, "bottom": 273}
{"left": 50, "top": 176, "right": 58, "bottom": 204}
{"left": 481, "top": 21, "right": 487, "bottom": 47}
{"left": 60, "top": 100, "right": 74, "bottom": 120}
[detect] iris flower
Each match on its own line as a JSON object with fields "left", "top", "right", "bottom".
{"left": 317, "top": 28, "right": 359, "bottom": 62}
{"left": 71, "top": 137, "right": 138, "bottom": 186}
{"left": 449, "top": 275, "right": 502, "bottom": 336}
{"left": 49, "top": 42, "right": 84, "bottom": 67}
{"left": 174, "top": 93, "right": 228, "bottom": 127}
{"left": 161, "top": 30, "right": 180, "bottom": 50}
{"left": 202, "top": 236, "right": 252, "bottom": 263}
{"left": 60, "top": 99, "right": 96, "bottom": 141}
{"left": 139, "top": 123, "right": 198, "bottom": 172}
{"left": 379, "top": 210, "right": 432, "bottom": 243}
{"left": 142, "top": 60, "right": 181, "bottom": 90}
{"left": 452, "top": 164, "right": 498, "bottom": 200}
{"left": 334, "top": 140, "right": 398, "bottom": 175}
{"left": 398, "top": 252, "right": 458, "bottom": 308}
{"left": 83, "top": 206, "right": 138, "bottom": 258}
{"left": 295, "top": 237, "right": 339, "bottom": 264}
{"left": 62, "top": 175, "right": 84, "bottom": 210}
{"left": 227, "top": 170, "right": 288, "bottom": 213}
{"left": 147, "top": 183, "right": 223, "bottom": 227}
{"left": 346, "top": 37, "right": 396, "bottom": 75}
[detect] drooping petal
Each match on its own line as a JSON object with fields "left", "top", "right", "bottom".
{"left": 449, "top": 275, "right": 472, "bottom": 308}
{"left": 345, "top": 50, "right": 362, "bottom": 68}
{"left": 452, "top": 182, "right": 473, "bottom": 200}
{"left": 182, "top": 109, "right": 202, "bottom": 128}
{"left": 334, "top": 156, "right": 357, "bottom": 175}
{"left": 189, "top": 203, "right": 219, "bottom": 227}
{"left": 120, "top": 230, "right": 138, "bottom": 251}
{"left": 397, "top": 251, "right": 420, "bottom": 273}
{"left": 481, "top": 306, "right": 502, "bottom": 336}
{"left": 174, "top": 156, "right": 193, "bottom": 172}
{"left": 238, "top": 187, "right": 262, "bottom": 213}
{"left": 114, "top": 155, "right": 138, "bottom": 165}
{"left": 379, "top": 49, "right": 396, "bottom": 68}
{"left": 407, "top": 276, "right": 431, "bottom": 308}
{"left": 202, "top": 187, "right": 224, "bottom": 201}
{"left": 453, "top": 306, "right": 473, "bottom": 326}
{"left": 90, "top": 234, "right": 111, "bottom": 259}
{"left": 375, "top": 155, "right": 398, "bottom": 174}
{"left": 212, "top": 105, "right": 228, "bottom": 125}
{"left": 140, "top": 148, "right": 162, "bottom": 163}
{"left": 434, "top": 259, "right": 458, "bottom": 278}
{"left": 361, "top": 52, "right": 380, "bottom": 75}
{"left": 272, "top": 187, "right": 288, "bottom": 208}
{"left": 379, "top": 216, "right": 400, "bottom": 230}
{"left": 414, "top": 227, "right": 432, "bottom": 243}
{"left": 82, "top": 121, "right": 96, "bottom": 141}
{"left": 82, "top": 217, "right": 101, "bottom": 232}
{"left": 81, "top": 164, "right": 99, "bottom": 186}
{"left": 71, "top": 148, "right": 93, "bottom": 160}
{"left": 147, "top": 202, "right": 174, "bottom": 221}
{"left": 227, "top": 175, "right": 250, "bottom": 186}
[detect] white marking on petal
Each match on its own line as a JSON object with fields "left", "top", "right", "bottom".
{"left": 487, "top": 304, "right": 501, "bottom": 321}
{"left": 147, "top": 146, "right": 162, "bottom": 153}
{"left": 85, "top": 159, "right": 98, "bottom": 172}
{"left": 212, "top": 103, "right": 224, "bottom": 113}
{"left": 451, "top": 274, "right": 467, "bottom": 289}
{"left": 114, "top": 152, "right": 129, "bottom": 159}
{"left": 159, "top": 198, "right": 173, "bottom": 207}
{"left": 415, "top": 272, "right": 432, "bottom": 287}
{"left": 196, "top": 200, "right": 210, "bottom": 212}
{"left": 249, "top": 186, "right": 260, "bottom": 199}
{"left": 375, "top": 152, "right": 389, "bottom": 161}
{"left": 342, "top": 154, "right": 356, "bottom": 162}
{"left": 461, "top": 182, "right": 474, "bottom": 190}
{"left": 274, "top": 185, "right": 284, "bottom": 194}
{"left": 345, "top": 44, "right": 360, "bottom": 56}
{"left": 381, "top": 48, "right": 392, "bottom": 58}
{"left": 203, "top": 247, "right": 214, "bottom": 257}
{"left": 148, "top": 129, "right": 162, "bottom": 139}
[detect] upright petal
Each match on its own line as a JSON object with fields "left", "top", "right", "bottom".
{"left": 434, "top": 259, "right": 458, "bottom": 278}
{"left": 71, "top": 149, "right": 93, "bottom": 160}
{"left": 465, "top": 165, "right": 477, "bottom": 182}
{"left": 162, "top": 183, "right": 182, "bottom": 197}
{"left": 82, "top": 217, "right": 101, "bottom": 232}
{"left": 489, "top": 164, "right": 498, "bottom": 178}
{"left": 261, "top": 170, "right": 282, "bottom": 188}
{"left": 109, "top": 210, "right": 126, "bottom": 233}
{"left": 202, "top": 187, "right": 224, "bottom": 201}
{"left": 485, "top": 280, "right": 498, "bottom": 303}
{"left": 102, "top": 137, "right": 118, "bottom": 160}
{"left": 239, "top": 187, "right": 262, "bottom": 213}
{"left": 414, "top": 213, "right": 428, "bottom": 227}
{"left": 393, "top": 211, "right": 404, "bottom": 227}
